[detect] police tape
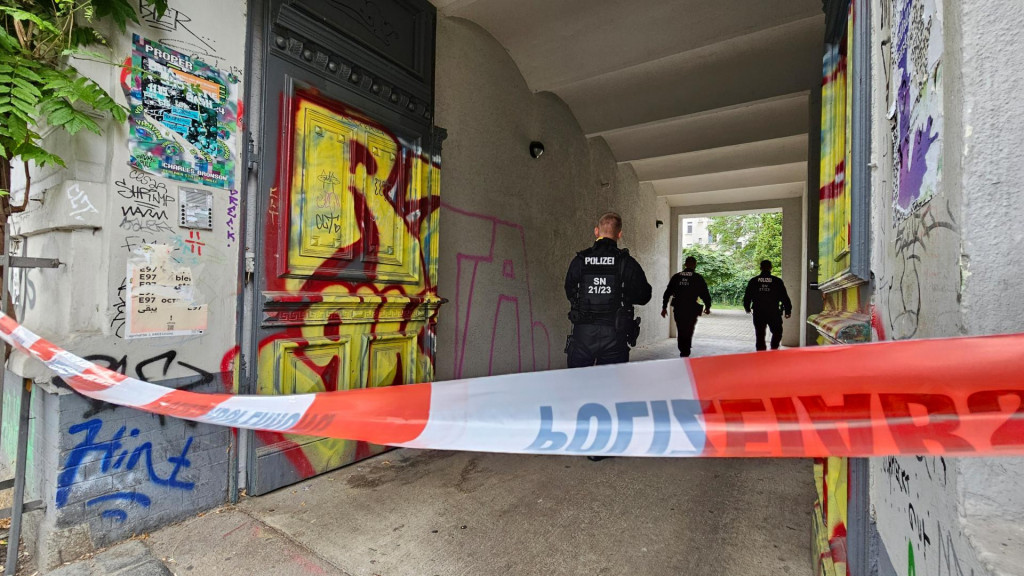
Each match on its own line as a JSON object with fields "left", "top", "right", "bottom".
{"left": 1, "top": 311, "right": 1023, "bottom": 458}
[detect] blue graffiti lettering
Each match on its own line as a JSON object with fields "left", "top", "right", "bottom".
{"left": 86, "top": 492, "right": 152, "bottom": 523}
{"left": 57, "top": 419, "right": 195, "bottom": 517}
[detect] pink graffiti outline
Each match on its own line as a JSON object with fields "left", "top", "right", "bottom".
{"left": 442, "top": 202, "right": 551, "bottom": 378}
{"left": 489, "top": 295, "right": 522, "bottom": 375}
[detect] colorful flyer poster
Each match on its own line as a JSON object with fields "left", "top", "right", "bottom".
{"left": 126, "top": 34, "right": 238, "bottom": 189}
{"left": 891, "top": 0, "right": 943, "bottom": 221}
{"left": 126, "top": 244, "right": 208, "bottom": 339}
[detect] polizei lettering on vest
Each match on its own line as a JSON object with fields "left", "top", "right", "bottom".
{"left": 585, "top": 257, "right": 616, "bottom": 265}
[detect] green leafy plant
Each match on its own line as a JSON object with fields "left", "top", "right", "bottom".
{"left": 683, "top": 213, "right": 784, "bottom": 306}
{"left": 0, "top": 0, "right": 168, "bottom": 199}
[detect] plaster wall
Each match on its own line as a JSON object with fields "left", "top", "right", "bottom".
{"left": 669, "top": 197, "right": 803, "bottom": 348}
{"left": 2, "top": 1, "right": 246, "bottom": 567}
{"left": 867, "top": 0, "right": 1024, "bottom": 574}
{"left": 433, "top": 17, "right": 670, "bottom": 380}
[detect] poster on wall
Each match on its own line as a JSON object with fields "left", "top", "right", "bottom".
{"left": 125, "top": 245, "right": 208, "bottom": 339}
{"left": 891, "top": 0, "right": 943, "bottom": 222}
{"left": 126, "top": 34, "right": 238, "bottom": 190}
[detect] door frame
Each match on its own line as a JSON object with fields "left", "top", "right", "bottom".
{"left": 239, "top": 0, "right": 441, "bottom": 495}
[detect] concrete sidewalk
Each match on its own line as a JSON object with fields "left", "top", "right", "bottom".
{"left": 45, "top": 450, "right": 813, "bottom": 576}
{"left": 42, "top": 309, "right": 813, "bottom": 576}
{"left": 633, "top": 308, "right": 765, "bottom": 360}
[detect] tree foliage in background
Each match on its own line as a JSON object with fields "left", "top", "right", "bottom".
{"left": 682, "top": 244, "right": 750, "bottom": 306}
{"left": 682, "top": 213, "right": 783, "bottom": 306}
{"left": 0, "top": 0, "right": 168, "bottom": 197}
{"left": 707, "top": 212, "right": 783, "bottom": 272}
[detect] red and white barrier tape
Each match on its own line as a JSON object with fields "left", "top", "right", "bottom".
{"left": 1, "top": 311, "right": 1022, "bottom": 458}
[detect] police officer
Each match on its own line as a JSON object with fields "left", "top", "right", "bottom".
{"left": 660, "top": 256, "right": 712, "bottom": 357}
{"left": 743, "top": 260, "right": 792, "bottom": 351}
{"left": 564, "top": 212, "right": 652, "bottom": 368}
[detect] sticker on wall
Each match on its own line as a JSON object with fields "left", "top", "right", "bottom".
{"left": 126, "top": 35, "right": 238, "bottom": 190}
{"left": 125, "top": 244, "right": 208, "bottom": 339}
{"left": 178, "top": 187, "right": 214, "bottom": 230}
{"left": 891, "top": 0, "right": 943, "bottom": 221}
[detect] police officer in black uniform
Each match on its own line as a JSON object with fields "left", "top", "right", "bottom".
{"left": 564, "top": 212, "right": 652, "bottom": 368}
{"left": 661, "top": 256, "right": 712, "bottom": 357}
{"left": 743, "top": 260, "right": 792, "bottom": 351}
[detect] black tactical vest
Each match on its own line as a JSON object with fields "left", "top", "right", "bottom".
{"left": 576, "top": 247, "right": 626, "bottom": 319}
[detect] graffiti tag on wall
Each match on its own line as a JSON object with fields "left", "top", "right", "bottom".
{"left": 57, "top": 418, "right": 195, "bottom": 522}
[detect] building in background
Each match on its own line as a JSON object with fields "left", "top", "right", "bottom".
{"left": 680, "top": 217, "right": 714, "bottom": 248}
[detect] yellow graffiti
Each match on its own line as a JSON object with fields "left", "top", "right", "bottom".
{"left": 255, "top": 95, "right": 442, "bottom": 476}
{"left": 814, "top": 6, "right": 856, "bottom": 575}
{"left": 818, "top": 29, "right": 854, "bottom": 283}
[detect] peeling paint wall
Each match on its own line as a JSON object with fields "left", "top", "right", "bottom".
{"left": 869, "top": 0, "right": 1024, "bottom": 574}
{"left": 433, "top": 17, "right": 670, "bottom": 380}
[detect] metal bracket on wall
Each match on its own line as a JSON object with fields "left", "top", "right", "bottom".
{"left": 0, "top": 255, "right": 61, "bottom": 269}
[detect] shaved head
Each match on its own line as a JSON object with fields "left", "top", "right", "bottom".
{"left": 597, "top": 212, "right": 622, "bottom": 237}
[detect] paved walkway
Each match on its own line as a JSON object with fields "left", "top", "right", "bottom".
{"left": 44, "top": 311, "right": 814, "bottom": 576}
{"left": 633, "top": 308, "right": 762, "bottom": 360}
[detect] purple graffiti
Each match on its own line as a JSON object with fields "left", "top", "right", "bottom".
{"left": 227, "top": 188, "right": 240, "bottom": 246}
{"left": 894, "top": 1, "right": 939, "bottom": 213}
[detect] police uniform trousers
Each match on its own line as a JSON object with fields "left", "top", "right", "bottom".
{"left": 567, "top": 324, "right": 629, "bottom": 367}
{"left": 673, "top": 304, "right": 702, "bottom": 357}
{"left": 753, "top": 310, "right": 784, "bottom": 351}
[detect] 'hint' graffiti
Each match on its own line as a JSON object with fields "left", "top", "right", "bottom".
{"left": 57, "top": 418, "right": 194, "bottom": 522}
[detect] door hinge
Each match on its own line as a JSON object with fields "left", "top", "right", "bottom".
{"left": 244, "top": 251, "right": 255, "bottom": 285}
{"left": 247, "top": 138, "right": 258, "bottom": 174}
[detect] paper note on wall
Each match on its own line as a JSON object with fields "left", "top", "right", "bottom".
{"left": 126, "top": 244, "right": 208, "bottom": 338}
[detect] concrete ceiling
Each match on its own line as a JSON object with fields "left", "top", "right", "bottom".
{"left": 432, "top": 0, "right": 824, "bottom": 207}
